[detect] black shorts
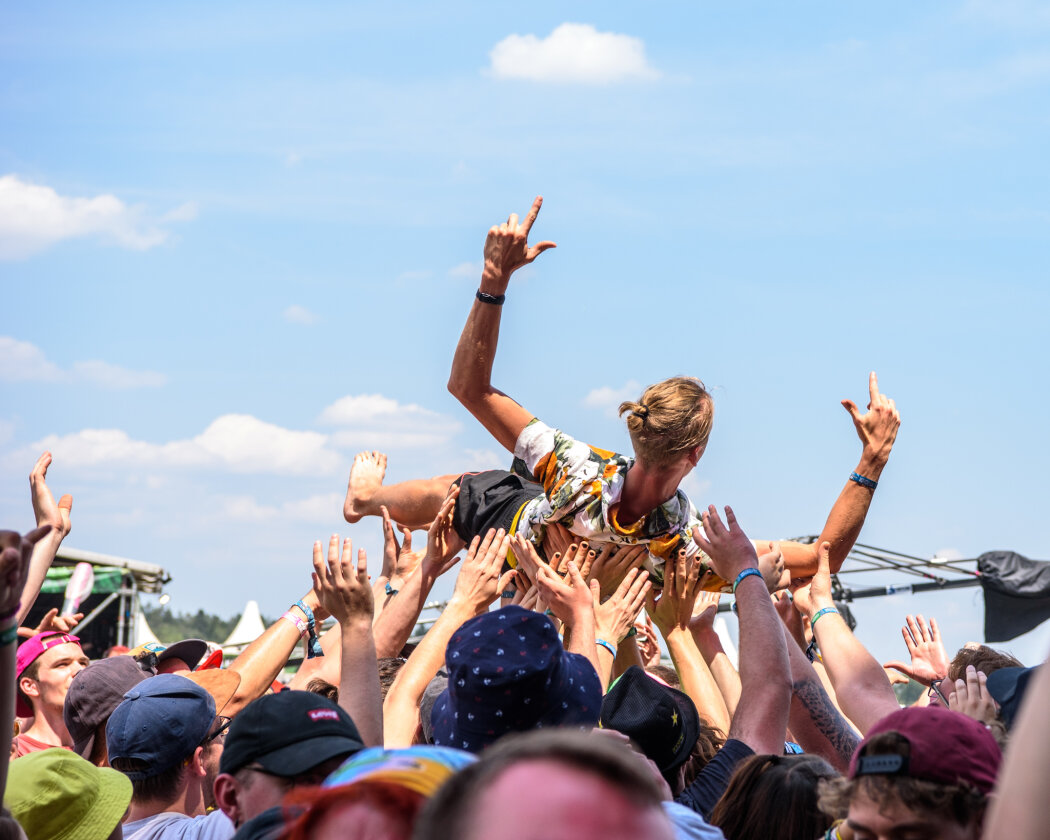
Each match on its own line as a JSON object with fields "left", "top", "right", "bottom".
{"left": 451, "top": 470, "right": 542, "bottom": 544}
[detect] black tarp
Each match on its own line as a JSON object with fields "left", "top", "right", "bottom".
{"left": 978, "top": 551, "right": 1050, "bottom": 642}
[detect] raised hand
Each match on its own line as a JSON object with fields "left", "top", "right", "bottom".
{"left": 451, "top": 529, "right": 514, "bottom": 611}
{"left": 594, "top": 567, "right": 651, "bottom": 645}
{"left": 30, "top": 452, "right": 72, "bottom": 538}
{"left": 481, "top": 197, "right": 557, "bottom": 293}
{"left": 646, "top": 549, "right": 702, "bottom": 637}
{"left": 691, "top": 505, "right": 760, "bottom": 583}
{"left": 29, "top": 607, "right": 83, "bottom": 636}
{"left": 588, "top": 542, "right": 649, "bottom": 601}
{"left": 312, "top": 535, "right": 373, "bottom": 626}
{"left": 757, "top": 541, "right": 787, "bottom": 593}
{"left": 883, "top": 614, "right": 950, "bottom": 686}
{"left": 541, "top": 521, "right": 575, "bottom": 563}
{"left": 790, "top": 540, "right": 836, "bottom": 620}
{"left": 841, "top": 372, "right": 900, "bottom": 464}
{"left": 380, "top": 506, "right": 425, "bottom": 585}
{"left": 533, "top": 559, "right": 594, "bottom": 630}
{"left": 948, "top": 665, "right": 998, "bottom": 726}
{"left": 420, "top": 489, "right": 465, "bottom": 580}
{"left": 0, "top": 526, "right": 51, "bottom": 616}
{"left": 689, "top": 590, "right": 722, "bottom": 633}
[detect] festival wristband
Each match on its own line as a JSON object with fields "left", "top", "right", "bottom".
{"left": 293, "top": 600, "right": 325, "bottom": 659}
{"left": 810, "top": 607, "right": 840, "bottom": 629}
{"left": 849, "top": 471, "right": 878, "bottom": 490}
{"left": 732, "top": 568, "right": 763, "bottom": 593}
{"left": 281, "top": 612, "right": 307, "bottom": 637}
{"left": 0, "top": 624, "right": 18, "bottom": 646}
{"left": 476, "top": 289, "right": 506, "bottom": 306}
{"left": 385, "top": 581, "right": 399, "bottom": 596}
{"left": 595, "top": 638, "right": 617, "bottom": 657}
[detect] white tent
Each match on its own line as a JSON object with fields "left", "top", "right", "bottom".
{"left": 223, "top": 600, "right": 267, "bottom": 650}
{"left": 132, "top": 606, "right": 160, "bottom": 647}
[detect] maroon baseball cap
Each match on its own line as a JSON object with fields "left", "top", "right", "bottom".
{"left": 15, "top": 633, "right": 82, "bottom": 717}
{"left": 849, "top": 706, "right": 1001, "bottom": 794}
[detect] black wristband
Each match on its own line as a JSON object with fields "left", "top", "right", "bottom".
{"left": 476, "top": 289, "right": 506, "bottom": 306}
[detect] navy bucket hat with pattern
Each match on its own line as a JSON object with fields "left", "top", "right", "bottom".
{"left": 430, "top": 606, "right": 601, "bottom": 754}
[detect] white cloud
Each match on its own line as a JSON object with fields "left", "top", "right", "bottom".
{"left": 319, "top": 393, "right": 461, "bottom": 449}
{"left": 449, "top": 261, "right": 482, "bottom": 279}
{"left": 160, "top": 202, "right": 199, "bottom": 223}
{"left": 0, "top": 337, "right": 64, "bottom": 382}
{"left": 462, "top": 448, "right": 507, "bottom": 472}
{"left": 72, "top": 360, "right": 168, "bottom": 389}
{"left": 0, "top": 174, "right": 193, "bottom": 260}
{"left": 0, "top": 337, "right": 166, "bottom": 388}
{"left": 283, "top": 304, "right": 318, "bottom": 325}
{"left": 583, "top": 380, "right": 642, "bottom": 417}
{"left": 219, "top": 492, "right": 342, "bottom": 524}
{"left": 17, "top": 414, "right": 342, "bottom": 476}
{"left": 680, "top": 473, "right": 713, "bottom": 506}
{"left": 489, "top": 23, "right": 660, "bottom": 84}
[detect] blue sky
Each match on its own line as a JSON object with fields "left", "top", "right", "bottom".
{"left": 2, "top": 1, "right": 1049, "bottom": 666}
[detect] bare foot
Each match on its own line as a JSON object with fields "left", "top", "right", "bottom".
{"left": 344, "top": 451, "right": 388, "bottom": 523}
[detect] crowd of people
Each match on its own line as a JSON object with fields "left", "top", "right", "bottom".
{"left": 2, "top": 197, "right": 1047, "bottom": 839}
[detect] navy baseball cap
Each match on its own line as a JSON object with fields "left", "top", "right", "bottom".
{"left": 106, "top": 674, "right": 216, "bottom": 780}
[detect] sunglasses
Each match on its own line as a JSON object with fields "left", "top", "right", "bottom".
{"left": 201, "top": 715, "right": 232, "bottom": 746}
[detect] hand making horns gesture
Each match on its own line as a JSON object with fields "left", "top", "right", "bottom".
{"left": 481, "top": 196, "right": 557, "bottom": 292}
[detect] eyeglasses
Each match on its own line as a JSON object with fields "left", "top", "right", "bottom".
{"left": 201, "top": 716, "right": 232, "bottom": 746}
{"left": 928, "top": 679, "right": 950, "bottom": 706}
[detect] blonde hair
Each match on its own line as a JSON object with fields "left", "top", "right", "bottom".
{"left": 618, "top": 376, "right": 713, "bottom": 467}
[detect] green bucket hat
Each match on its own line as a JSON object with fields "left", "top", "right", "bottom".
{"left": 4, "top": 748, "right": 131, "bottom": 840}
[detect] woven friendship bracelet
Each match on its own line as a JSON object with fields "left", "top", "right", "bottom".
{"left": 293, "top": 600, "right": 325, "bottom": 659}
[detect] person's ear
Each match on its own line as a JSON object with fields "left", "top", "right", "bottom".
{"left": 688, "top": 445, "right": 704, "bottom": 467}
{"left": 18, "top": 675, "right": 39, "bottom": 701}
{"left": 188, "top": 746, "right": 208, "bottom": 779}
{"left": 212, "top": 774, "right": 243, "bottom": 825}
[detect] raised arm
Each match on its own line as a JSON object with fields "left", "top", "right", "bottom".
{"left": 790, "top": 541, "right": 899, "bottom": 734}
{"left": 312, "top": 535, "right": 383, "bottom": 747}
{"left": 693, "top": 507, "right": 791, "bottom": 755}
{"left": 776, "top": 372, "right": 900, "bottom": 577}
{"left": 447, "top": 197, "right": 556, "bottom": 453}
{"left": 373, "top": 491, "right": 463, "bottom": 658}
{"left": 383, "top": 528, "right": 511, "bottom": 747}
{"left": 20, "top": 453, "right": 73, "bottom": 624}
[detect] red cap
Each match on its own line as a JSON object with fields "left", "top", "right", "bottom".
{"left": 849, "top": 706, "right": 1001, "bottom": 794}
{"left": 15, "top": 633, "right": 82, "bottom": 717}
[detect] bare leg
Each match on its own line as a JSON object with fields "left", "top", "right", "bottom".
{"left": 343, "top": 451, "right": 459, "bottom": 529}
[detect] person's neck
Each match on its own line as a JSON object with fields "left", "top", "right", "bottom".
{"left": 128, "top": 780, "right": 206, "bottom": 823}
{"left": 618, "top": 460, "right": 688, "bottom": 525}
{"left": 22, "top": 703, "right": 71, "bottom": 747}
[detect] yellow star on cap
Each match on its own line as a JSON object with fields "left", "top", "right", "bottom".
{"left": 671, "top": 709, "right": 679, "bottom": 727}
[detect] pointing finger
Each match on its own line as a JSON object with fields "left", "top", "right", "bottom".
{"left": 869, "top": 371, "right": 879, "bottom": 403}
{"left": 521, "top": 196, "right": 543, "bottom": 234}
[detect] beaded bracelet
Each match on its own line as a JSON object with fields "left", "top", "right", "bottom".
{"left": 811, "top": 607, "right": 840, "bottom": 629}
{"left": 732, "top": 568, "right": 763, "bottom": 593}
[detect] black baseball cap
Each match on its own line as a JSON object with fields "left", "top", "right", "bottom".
{"left": 600, "top": 666, "right": 700, "bottom": 778}
{"left": 219, "top": 690, "right": 365, "bottom": 777}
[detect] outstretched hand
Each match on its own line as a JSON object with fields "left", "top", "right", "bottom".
{"left": 481, "top": 197, "right": 557, "bottom": 293}
{"left": 30, "top": 452, "right": 72, "bottom": 538}
{"left": 790, "top": 540, "right": 834, "bottom": 620}
{"left": 312, "top": 535, "right": 373, "bottom": 626}
{"left": 883, "top": 614, "right": 950, "bottom": 686}
{"left": 452, "top": 529, "right": 514, "bottom": 612}
{"left": 646, "top": 549, "right": 702, "bottom": 637}
{"left": 691, "top": 505, "right": 760, "bottom": 583}
{"left": 380, "top": 506, "right": 425, "bottom": 584}
{"left": 420, "top": 488, "right": 465, "bottom": 580}
{"left": 841, "top": 372, "right": 900, "bottom": 464}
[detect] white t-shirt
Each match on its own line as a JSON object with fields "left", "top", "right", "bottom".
{"left": 122, "top": 810, "right": 235, "bottom": 840}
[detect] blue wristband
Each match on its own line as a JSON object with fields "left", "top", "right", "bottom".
{"left": 293, "top": 600, "right": 325, "bottom": 659}
{"left": 732, "top": 568, "right": 763, "bottom": 593}
{"left": 595, "top": 638, "right": 617, "bottom": 657}
{"left": 849, "top": 471, "right": 878, "bottom": 490}
{"left": 385, "top": 581, "right": 399, "bottom": 596}
{"left": 811, "top": 607, "right": 840, "bottom": 629}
